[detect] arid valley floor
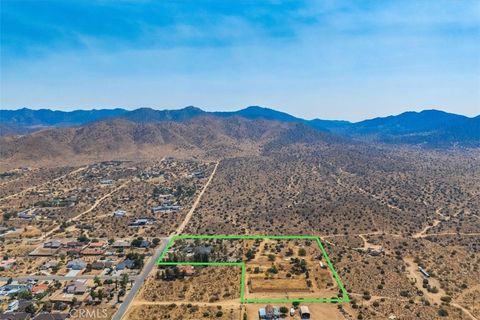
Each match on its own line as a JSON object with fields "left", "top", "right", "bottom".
{"left": 0, "top": 137, "right": 479, "bottom": 320}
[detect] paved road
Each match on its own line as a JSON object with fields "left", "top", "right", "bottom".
{"left": 111, "top": 237, "right": 170, "bottom": 320}
{"left": 113, "top": 160, "right": 219, "bottom": 319}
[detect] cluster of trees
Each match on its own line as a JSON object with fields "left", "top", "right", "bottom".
{"left": 245, "top": 248, "right": 256, "bottom": 261}
{"left": 126, "top": 252, "right": 145, "bottom": 269}
{"left": 131, "top": 237, "right": 147, "bottom": 247}
{"left": 156, "top": 267, "right": 187, "bottom": 281}
{"left": 166, "top": 251, "right": 187, "bottom": 262}
{"left": 267, "top": 264, "right": 278, "bottom": 274}
{"left": 117, "top": 274, "right": 129, "bottom": 302}
{"left": 152, "top": 185, "right": 172, "bottom": 197}
{"left": 35, "top": 197, "right": 74, "bottom": 208}
{"left": 174, "top": 184, "right": 197, "bottom": 199}
{"left": 290, "top": 257, "right": 308, "bottom": 274}
{"left": 77, "top": 234, "right": 90, "bottom": 243}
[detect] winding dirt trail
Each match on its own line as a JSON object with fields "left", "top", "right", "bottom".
{"left": 40, "top": 180, "right": 129, "bottom": 240}
{"left": 413, "top": 207, "right": 446, "bottom": 238}
{"left": 0, "top": 166, "right": 88, "bottom": 201}
{"left": 357, "top": 234, "right": 383, "bottom": 251}
{"left": 403, "top": 257, "right": 478, "bottom": 320}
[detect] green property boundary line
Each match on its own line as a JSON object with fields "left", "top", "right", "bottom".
{"left": 156, "top": 235, "right": 350, "bottom": 304}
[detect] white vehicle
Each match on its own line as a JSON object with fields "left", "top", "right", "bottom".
{"left": 6, "top": 300, "right": 19, "bottom": 313}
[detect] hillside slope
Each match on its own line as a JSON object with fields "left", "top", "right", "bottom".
{"left": 0, "top": 116, "right": 338, "bottom": 168}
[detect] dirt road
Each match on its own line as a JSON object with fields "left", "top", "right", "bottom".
{"left": 40, "top": 180, "right": 129, "bottom": 240}
{"left": 174, "top": 161, "right": 219, "bottom": 235}
{"left": 404, "top": 257, "right": 478, "bottom": 320}
{"left": 0, "top": 166, "right": 88, "bottom": 201}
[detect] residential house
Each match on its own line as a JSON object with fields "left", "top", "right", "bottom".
{"left": 132, "top": 239, "right": 150, "bottom": 248}
{"left": 151, "top": 205, "right": 181, "bottom": 214}
{"left": 101, "top": 284, "right": 115, "bottom": 298}
{"left": 89, "top": 241, "right": 106, "bottom": 249}
{"left": 11, "top": 300, "right": 33, "bottom": 313}
{"left": 0, "top": 258, "right": 16, "bottom": 270}
{"left": 0, "top": 282, "right": 32, "bottom": 297}
{"left": 65, "top": 247, "right": 83, "bottom": 257}
{"left": 32, "top": 283, "right": 49, "bottom": 295}
{"left": 40, "top": 260, "right": 59, "bottom": 271}
{"left": 113, "top": 210, "right": 126, "bottom": 218}
{"left": 75, "top": 223, "right": 93, "bottom": 231}
{"left": 80, "top": 248, "right": 105, "bottom": 256}
{"left": 66, "top": 259, "right": 87, "bottom": 270}
{"left": 43, "top": 240, "right": 62, "bottom": 249}
{"left": 258, "top": 305, "right": 280, "bottom": 320}
{"left": 177, "top": 265, "right": 195, "bottom": 276}
{"left": 116, "top": 259, "right": 135, "bottom": 270}
{"left": 128, "top": 218, "right": 155, "bottom": 227}
{"left": 139, "top": 240, "right": 150, "bottom": 248}
{"left": 65, "top": 281, "right": 87, "bottom": 295}
{"left": 17, "top": 210, "right": 35, "bottom": 220}
{"left": 194, "top": 245, "right": 213, "bottom": 255}
{"left": 91, "top": 260, "right": 113, "bottom": 270}
{"left": 66, "top": 241, "right": 84, "bottom": 249}
{"left": 367, "top": 248, "right": 384, "bottom": 257}
{"left": 182, "top": 245, "right": 213, "bottom": 255}
{"left": 192, "top": 170, "right": 205, "bottom": 179}
{"left": 111, "top": 241, "right": 130, "bottom": 249}
{"left": 0, "top": 312, "right": 31, "bottom": 320}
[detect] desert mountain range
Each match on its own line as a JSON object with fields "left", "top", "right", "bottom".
{"left": 0, "top": 106, "right": 479, "bottom": 168}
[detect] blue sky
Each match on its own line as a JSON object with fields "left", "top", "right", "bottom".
{"left": 1, "top": 0, "right": 479, "bottom": 121}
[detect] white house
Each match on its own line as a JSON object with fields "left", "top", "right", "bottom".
{"left": 113, "top": 210, "right": 127, "bottom": 217}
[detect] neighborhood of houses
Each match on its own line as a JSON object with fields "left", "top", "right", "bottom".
{"left": 0, "top": 275, "right": 122, "bottom": 320}
{"left": 0, "top": 235, "right": 160, "bottom": 318}
{"left": 29, "top": 237, "right": 156, "bottom": 276}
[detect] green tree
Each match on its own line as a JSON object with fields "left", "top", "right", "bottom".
{"left": 438, "top": 309, "right": 449, "bottom": 317}
{"left": 77, "top": 234, "right": 90, "bottom": 243}
{"left": 25, "top": 303, "right": 36, "bottom": 315}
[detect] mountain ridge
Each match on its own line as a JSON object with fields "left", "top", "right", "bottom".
{"left": 0, "top": 115, "right": 339, "bottom": 168}
{"left": 0, "top": 106, "right": 478, "bottom": 148}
